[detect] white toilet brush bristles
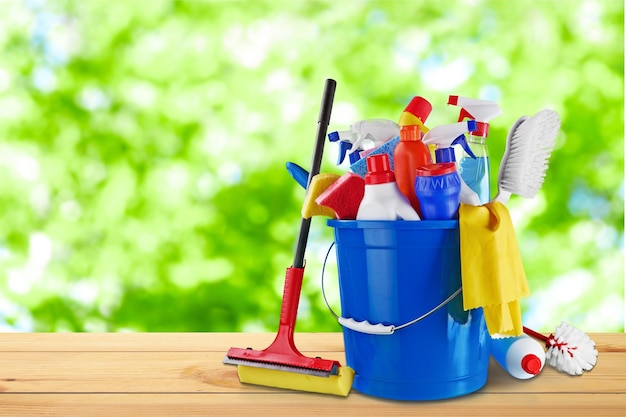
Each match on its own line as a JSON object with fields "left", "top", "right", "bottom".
{"left": 524, "top": 322, "right": 599, "bottom": 376}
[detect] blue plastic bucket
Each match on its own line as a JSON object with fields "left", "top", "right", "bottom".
{"left": 327, "top": 219, "right": 489, "bottom": 400}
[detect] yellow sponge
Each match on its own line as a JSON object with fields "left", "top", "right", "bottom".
{"left": 301, "top": 173, "right": 340, "bottom": 219}
{"left": 237, "top": 364, "right": 355, "bottom": 396}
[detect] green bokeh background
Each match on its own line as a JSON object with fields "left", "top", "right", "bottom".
{"left": 0, "top": 0, "right": 623, "bottom": 332}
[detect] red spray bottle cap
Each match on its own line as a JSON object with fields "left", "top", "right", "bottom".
{"left": 403, "top": 96, "right": 433, "bottom": 124}
{"left": 456, "top": 107, "right": 474, "bottom": 122}
{"left": 415, "top": 162, "right": 457, "bottom": 177}
{"left": 521, "top": 354, "right": 543, "bottom": 375}
{"left": 456, "top": 108, "right": 489, "bottom": 137}
{"left": 364, "top": 154, "right": 396, "bottom": 185}
{"left": 471, "top": 121, "right": 489, "bottom": 137}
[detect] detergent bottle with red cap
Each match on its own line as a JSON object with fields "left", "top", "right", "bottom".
{"left": 447, "top": 96, "right": 502, "bottom": 204}
{"left": 421, "top": 120, "right": 481, "bottom": 206}
{"left": 356, "top": 154, "right": 420, "bottom": 221}
{"left": 414, "top": 162, "right": 462, "bottom": 220}
{"left": 393, "top": 124, "right": 433, "bottom": 216}
{"left": 393, "top": 97, "right": 433, "bottom": 216}
{"left": 490, "top": 334, "right": 546, "bottom": 379}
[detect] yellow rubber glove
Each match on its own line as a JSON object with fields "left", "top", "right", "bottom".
{"left": 459, "top": 201, "right": 530, "bottom": 336}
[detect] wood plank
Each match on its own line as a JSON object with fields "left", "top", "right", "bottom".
{"left": 0, "top": 333, "right": 623, "bottom": 415}
{"left": 0, "top": 393, "right": 624, "bottom": 417}
{"left": 0, "top": 332, "right": 622, "bottom": 352}
{"left": 0, "top": 351, "right": 345, "bottom": 394}
{"left": 484, "top": 355, "right": 626, "bottom": 394}
{"left": 0, "top": 351, "right": 623, "bottom": 394}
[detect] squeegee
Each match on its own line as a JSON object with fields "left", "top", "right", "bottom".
{"left": 223, "top": 79, "right": 355, "bottom": 396}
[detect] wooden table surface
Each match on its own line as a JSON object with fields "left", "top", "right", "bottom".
{"left": 0, "top": 332, "right": 624, "bottom": 416}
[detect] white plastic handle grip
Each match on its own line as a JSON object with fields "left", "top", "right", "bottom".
{"left": 338, "top": 317, "right": 395, "bottom": 335}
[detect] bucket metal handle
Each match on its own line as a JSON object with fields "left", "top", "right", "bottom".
{"left": 322, "top": 242, "right": 462, "bottom": 336}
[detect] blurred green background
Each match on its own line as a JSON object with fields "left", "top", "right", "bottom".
{"left": 0, "top": 0, "right": 623, "bottom": 333}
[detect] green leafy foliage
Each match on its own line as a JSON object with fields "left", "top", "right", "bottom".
{"left": 0, "top": 0, "right": 622, "bottom": 332}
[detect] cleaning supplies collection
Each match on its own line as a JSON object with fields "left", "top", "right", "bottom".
{"left": 223, "top": 79, "right": 598, "bottom": 400}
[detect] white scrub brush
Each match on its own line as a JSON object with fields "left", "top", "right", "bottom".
{"left": 524, "top": 322, "right": 599, "bottom": 376}
{"left": 493, "top": 109, "right": 561, "bottom": 204}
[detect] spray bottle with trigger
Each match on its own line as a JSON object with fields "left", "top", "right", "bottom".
{"left": 447, "top": 96, "right": 502, "bottom": 204}
{"left": 328, "top": 119, "right": 400, "bottom": 166}
{"left": 422, "top": 120, "right": 482, "bottom": 206}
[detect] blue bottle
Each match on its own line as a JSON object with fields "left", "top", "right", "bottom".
{"left": 458, "top": 123, "right": 491, "bottom": 204}
{"left": 414, "top": 162, "right": 462, "bottom": 220}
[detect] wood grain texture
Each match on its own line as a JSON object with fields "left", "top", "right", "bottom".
{"left": 0, "top": 333, "right": 624, "bottom": 416}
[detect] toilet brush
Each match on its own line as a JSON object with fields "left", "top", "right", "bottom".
{"left": 524, "top": 322, "right": 598, "bottom": 376}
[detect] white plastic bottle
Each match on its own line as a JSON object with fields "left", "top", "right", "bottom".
{"left": 356, "top": 154, "right": 420, "bottom": 221}
{"left": 490, "top": 334, "right": 546, "bottom": 379}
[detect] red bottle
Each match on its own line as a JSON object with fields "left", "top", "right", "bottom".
{"left": 393, "top": 125, "right": 432, "bottom": 216}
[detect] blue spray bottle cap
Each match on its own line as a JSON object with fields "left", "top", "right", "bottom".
{"left": 435, "top": 147, "right": 456, "bottom": 163}
{"left": 328, "top": 131, "right": 340, "bottom": 142}
{"left": 338, "top": 140, "right": 362, "bottom": 165}
{"left": 434, "top": 135, "right": 476, "bottom": 163}
{"left": 424, "top": 120, "right": 477, "bottom": 163}
{"left": 451, "top": 133, "right": 477, "bottom": 159}
{"left": 328, "top": 131, "right": 348, "bottom": 165}
{"left": 329, "top": 131, "right": 362, "bottom": 165}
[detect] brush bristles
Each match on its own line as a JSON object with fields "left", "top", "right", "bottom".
{"left": 499, "top": 109, "right": 561, "bottom": 199}
{"left": 546, "top": 321, "right": 598, "bottom": 375}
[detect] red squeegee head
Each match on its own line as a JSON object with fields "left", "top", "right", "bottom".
{"left": 225, "top": 266, "right": 340, "bottom": 375}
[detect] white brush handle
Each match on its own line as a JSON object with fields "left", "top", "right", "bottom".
{"left": 494, "top": 189, "right": 512, "bottom": 204}
{"left": 492, "top": 116, "right": 528, "bottom": 205}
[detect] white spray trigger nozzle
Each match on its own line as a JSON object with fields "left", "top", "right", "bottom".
{"left": 422, "top": 120, "right": 477, "bottom": 160}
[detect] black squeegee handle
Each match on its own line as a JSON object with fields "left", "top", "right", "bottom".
{"left": 292, "top": 78, "right": 336, "bottom": 269}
